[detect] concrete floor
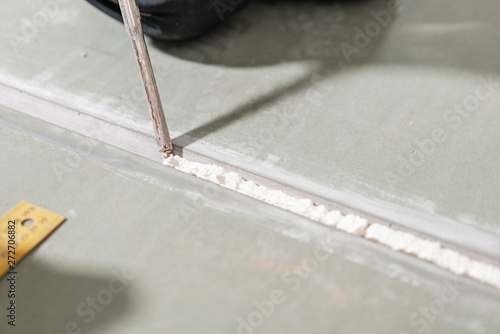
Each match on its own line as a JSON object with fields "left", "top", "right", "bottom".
{"left": 1, "top": 0, "right": 500, "bottom": 332}
{"left": 1, "top": 107, "right": 500, "bottom": 333}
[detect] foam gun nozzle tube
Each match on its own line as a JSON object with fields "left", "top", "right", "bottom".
{"left": 117, "top": 0, "right": 173, "bottom": 158}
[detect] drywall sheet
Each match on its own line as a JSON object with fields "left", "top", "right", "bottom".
{"left": 0, "top": 108, "right": 499, "bottom": 333}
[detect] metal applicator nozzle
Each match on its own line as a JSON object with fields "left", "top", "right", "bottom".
{"left": 118, "top": 0, "right": 173, "bottom": 158}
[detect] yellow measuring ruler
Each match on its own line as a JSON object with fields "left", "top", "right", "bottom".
{"left": 0, "top": 201, "right": 66, "bottom": 278}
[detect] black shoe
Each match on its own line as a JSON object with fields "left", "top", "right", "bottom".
{"left": 86, "top": 0, "right": 249, "bottom": 41}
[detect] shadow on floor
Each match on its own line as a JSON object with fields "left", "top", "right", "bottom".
{"left": 153, "top": 0, "right": 394, "bottom": 150}
{"left": 0, "top": 260, "right": 133, "bottom": 333}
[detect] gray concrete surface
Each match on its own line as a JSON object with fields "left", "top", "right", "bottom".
{"left": 1, "top": 0, "right": 499, "bottom": 261}
{"left": 1, "top": 107, "right": 500, "bottom": 333}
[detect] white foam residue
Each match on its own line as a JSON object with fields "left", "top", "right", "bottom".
{"left": 164, "top": 155, "right": 500, "bottom": 290}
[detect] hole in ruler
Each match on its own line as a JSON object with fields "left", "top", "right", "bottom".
{"left": 22, "top": 219, "right": 34, "bottom": 227}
